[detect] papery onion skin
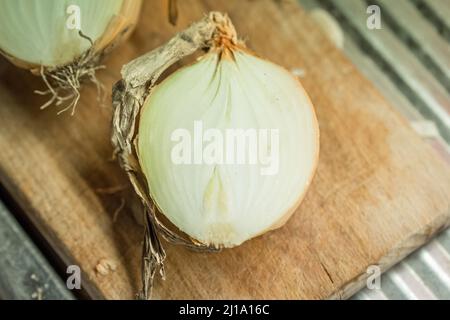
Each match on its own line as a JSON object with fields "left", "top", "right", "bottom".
{"left": 0, "top": 0, "right": 141, "bottom": 72}
{"left": 138, "top": 46, "right": 320, "bottom": 248}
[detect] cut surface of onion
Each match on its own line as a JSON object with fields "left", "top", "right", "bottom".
{"left": 138, "top": 47, "right": 319, "bottom": 248}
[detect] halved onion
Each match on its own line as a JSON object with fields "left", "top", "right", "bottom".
{"left": 137, "top": 46, "right": 320, "bottom": 248}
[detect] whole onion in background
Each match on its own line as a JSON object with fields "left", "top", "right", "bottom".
{"left": 0, "top": 0, "right": 142, "bottom": 114}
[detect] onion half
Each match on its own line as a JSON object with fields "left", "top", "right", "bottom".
{"left": 112, "top": 12, "right": 319, "bottom": 298}
{"left": 137, "top": 46, "right": 319, "bottom": 248}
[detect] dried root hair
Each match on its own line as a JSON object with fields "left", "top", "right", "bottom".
{"left": 34, "top": 31, "right": 106, "bottom": 115}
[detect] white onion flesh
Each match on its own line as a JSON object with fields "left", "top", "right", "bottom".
{"left": 138, "top": 48, "right": 319, "bottom": 248}
{"left": 0, "top": 0, "right": 124, "bottom": 67}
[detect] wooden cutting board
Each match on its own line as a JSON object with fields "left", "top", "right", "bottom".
{"left": 0, "top": 0, "right": 449, "bottom": 299}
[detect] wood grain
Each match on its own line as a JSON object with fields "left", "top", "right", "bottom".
{"left": 0, "top": 0, "right": 449, "bottom": 299}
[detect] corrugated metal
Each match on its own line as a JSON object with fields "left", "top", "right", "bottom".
{"left": 298, "top": 0, "right": 450, "bottom": 300}
{"left": 0, "top": 201, "right": 74, "bottom": 300}
{"left": 354, "top": 229, "right": 450, "bottom": 300}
